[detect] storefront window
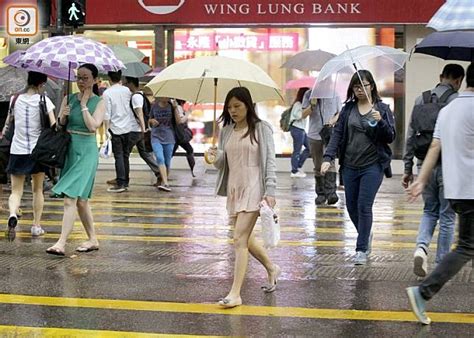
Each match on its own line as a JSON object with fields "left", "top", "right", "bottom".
{"left": 174, "top": 26, "right": 405, "bottom": 157}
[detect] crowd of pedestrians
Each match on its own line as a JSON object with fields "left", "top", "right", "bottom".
{"left": 0, "top": 51, "right": 471, "bottom": 323}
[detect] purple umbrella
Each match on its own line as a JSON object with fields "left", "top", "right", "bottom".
{"left": 4, "top": 50, "right": 76, "bottom": 80}
{"left": 16, "top": 35, "right": 124, "bottom": 74}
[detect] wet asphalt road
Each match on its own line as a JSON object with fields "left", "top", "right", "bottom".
{"left": 0, "top": 167, "right": 472, "bottom": 337}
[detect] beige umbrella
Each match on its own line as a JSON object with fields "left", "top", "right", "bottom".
{"left": 145, "top": 56, "right": 283, "bottom": 161}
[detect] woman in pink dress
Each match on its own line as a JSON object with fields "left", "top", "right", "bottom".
{"left": 207, "top": 87, "right": 279, "bottom": 308}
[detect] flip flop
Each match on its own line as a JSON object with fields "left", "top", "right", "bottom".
{"left": 75, "top": 245, "right": 99, "bottom": 253}
{"left": 46, "top": 246, "right": 65, "bottom": 256}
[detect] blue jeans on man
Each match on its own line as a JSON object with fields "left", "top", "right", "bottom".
{"left": 342, "top": 163, "right": 384, "bottom": 252}
{"left": 290, "top": 126, "right": 310, "bottom": 174}
{"left": 417, "top": 165, "right": 455, "bottom": 263}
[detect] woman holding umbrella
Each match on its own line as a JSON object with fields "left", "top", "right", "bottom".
{"left": 2, "top": 71, "right": 56, "bottom": 240}
{"left": 46, "top": 63, "right": 106, "bottom": 256}
{"left": 207, "top": 87, "right": 279, "bottom": 308}
{"left": 320, "top": 70, "right": 396, "bottom": 265}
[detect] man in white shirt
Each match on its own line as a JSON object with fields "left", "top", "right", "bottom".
{"left": 406, "top": 63, "right": 474, "bottom": 325}
{"left": 122, "top": 76, "right": 161, "bottom": 185}
{"left": 103, "top": 70, "right": 133, "bottom": 193}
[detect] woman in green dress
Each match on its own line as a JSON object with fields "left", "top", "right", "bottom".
{"left": 46, "top": 64, "right": 106, "bottom": 256}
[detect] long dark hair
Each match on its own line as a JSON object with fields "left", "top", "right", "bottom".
{"left": 294, "top": 87, "right": 309, "bottom": 105}
{"left": 218, "top": 87, "right": 261, "bottom": 144}
{"left": 345, "top": 70, "right": 381, "bottom": 103}
{"left": 78, "top": 63, "right": 99, "bottom": 96}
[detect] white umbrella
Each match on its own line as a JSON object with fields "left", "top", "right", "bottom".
{"left": 146, "top": 55, "right": 283, "bottom": 149}
{"left": 311, "top": 45, "right": 408, "bottom": 100}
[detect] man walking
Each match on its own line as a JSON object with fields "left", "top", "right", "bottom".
{"left": 302, "top": 90, "right": 341, "bottom": 205}
{"left": 406, "top": 63, "right": 474, "bottom": 325}
{"left": 103, "top": 70, "right": 132, "bottom": 193}
{"left": 402, "top": 64, "right": 465, "bottom": 277}
{"left": 122, "top": 76, "right": 162, "bottom": 186}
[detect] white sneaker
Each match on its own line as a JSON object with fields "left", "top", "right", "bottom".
{"left": 290, "top": 170, "right": 306, "bottom": 178}
{"left": 414, "top": 247, "right": 428, "bottom": 277}
{"left": 31, "top": 225, "right": 45, "bottom": 236}
{"left": 354, "top": 251, "right": 368, "bottom": 265}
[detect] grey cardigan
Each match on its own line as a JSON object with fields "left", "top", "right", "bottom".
{"left": 214, "top": 121, "right": 277, "bottom": 197}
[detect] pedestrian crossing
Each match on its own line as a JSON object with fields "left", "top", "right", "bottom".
{"left": 0, "top": 171, "right": 471, "bottom": 336}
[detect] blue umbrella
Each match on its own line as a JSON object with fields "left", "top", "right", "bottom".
{"left": 414, "top": 30, "right": 474, "bottom": 62}
{"left": 427, "top": 0, "right": 474, "bottom": 31}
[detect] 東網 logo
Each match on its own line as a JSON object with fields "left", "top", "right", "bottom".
{"left": 7, "top": 5, "right": 38, "bottom": 36}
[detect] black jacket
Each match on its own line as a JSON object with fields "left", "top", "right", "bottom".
{"left": 323, "top": 100, "right": 396, "bottom": 175}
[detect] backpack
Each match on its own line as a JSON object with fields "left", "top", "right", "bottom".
{"left": 130, "top": 92, "right": 151, "bottom": 126}
{"left": 279, "top": 105, "right": 293, "bottom": 132}
{"left": 411, "top": 89, "right": 455, "bottom": 160}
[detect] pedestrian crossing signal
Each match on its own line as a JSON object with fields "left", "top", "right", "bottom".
{"left": 62, "top": 0, "right": 85, "bottom": 27}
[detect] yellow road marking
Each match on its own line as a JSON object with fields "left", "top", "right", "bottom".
{"left": 24, "top": 219, "right": 423, "bottom": 235}
{"left": 19, "top": 208, "right": 422, "bottom": 221}
{"left": 0, "top": 294, "right": 471, "bottom": 324}
{"left": 0, "top": 325, "right": 219, "bottom": 337}
{"left": 12, "top": 232, "right": 423, "bottom": 249}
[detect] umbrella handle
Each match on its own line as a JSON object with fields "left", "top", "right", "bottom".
{"left": 212, "top": 77, "right": 218, "bottom": 146}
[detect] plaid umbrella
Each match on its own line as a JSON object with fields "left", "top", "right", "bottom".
{"left": 427, "top": 0, "right": 474, "bottom": 31}
{"left": 15, "top": 35, "right": 124, "bottom": 75}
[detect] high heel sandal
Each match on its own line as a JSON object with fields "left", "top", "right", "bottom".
{"left": 261, "top": 264, "right": 281, "bottom": 293}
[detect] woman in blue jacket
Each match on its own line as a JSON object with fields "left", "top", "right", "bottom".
{"left": 321, "top": 70, "right": 396, "bottom": 265}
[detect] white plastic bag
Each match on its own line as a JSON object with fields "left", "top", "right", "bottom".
{"left": 260, "top": 200, "right": 280, "bottom": 248}
{"left": 99, "top": 139, "right": 112, "bottom": 159}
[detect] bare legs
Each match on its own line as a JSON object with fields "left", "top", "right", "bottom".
{"left": 221, "top": 211, "right": 278, "bottom": 307}
{"left": 47, "top": 197, "right": 98, "bottom": 253}
{"left": 8, "top": 173, "right": 45, "bottom": 225}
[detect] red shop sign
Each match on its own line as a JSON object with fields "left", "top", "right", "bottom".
{"left": 85, "top": 0, "right": 444, "bottom": 25}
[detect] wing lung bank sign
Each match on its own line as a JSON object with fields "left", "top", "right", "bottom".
{"left": 86, "top": 0, "right": 444, "bottom": 25}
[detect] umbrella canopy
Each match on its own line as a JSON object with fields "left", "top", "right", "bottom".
{"left": 312, "top": 45, "right": 409, "bottom": 99}
{"left": 284, "top": 76, "right": 315, "bottom": 90}
{"left": 0, "top": 66, "right": 61, "bottom": 103}
{"left": 146, "top": 55, "right": 283, "bottom": 103}
{"left": 108, "top": 45, "right": 146, "bottom": 64}
{"left": 121, "top": 62, "right": 152, "bottom": 78}
{"left": 414, "top": 30, "right": 474, "bottom": 62}
{"left": 4, "top": 50, "right": 75, "bottom": 80}
{"left": 427, "top": 0, "right": 474, "bottom": 31}
{"left": 281, "top": 49, "right": 336, "bottom": 71}
{"left": 13, "top": 35, "right": 124, "bottom": 76}
{"left": 146, "top": 55, "right": 282, "bottom": 147}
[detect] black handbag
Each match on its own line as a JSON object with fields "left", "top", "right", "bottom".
{"left": 174, "top": 123, "right": 193, "bottom": 144}
{"left": 318, "top": 102, "right": 333, "bottom": 146}
{"left": 31, "top": 95, "right": 71, "bottom": 168}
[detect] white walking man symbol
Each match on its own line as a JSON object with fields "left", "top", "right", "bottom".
{"left": 68, "top": 3, "right": 80, "bottom": 21}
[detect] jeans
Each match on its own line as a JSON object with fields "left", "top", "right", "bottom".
{"left": 290, "top": 126, "right": 310, "bottom": 173}
{"left": 417, "top": 165, "right": 456, "bottom": 263}
{"left": 151, "top": 140, "right": 174, "bottom": 168}
{"left": 110, "top": 131, "right": 131, "bottom": 187}
{"left": 420, "top": 200, "right": 474, "bottom": 300}
{"left": 342, "top": 163, "right": 384, "bottom": 252}
{"left": 128, "top": 132, "right": 160, "bottom": 177}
